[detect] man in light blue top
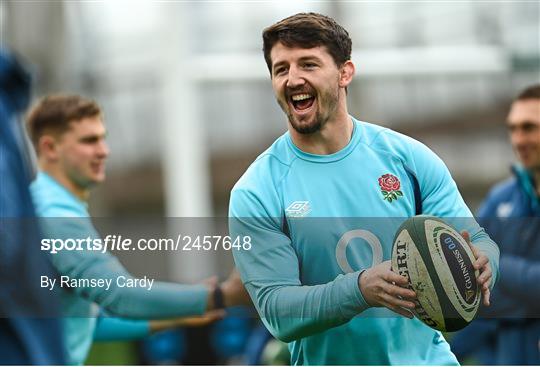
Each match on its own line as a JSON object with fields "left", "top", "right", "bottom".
{"left": 26, "top": 94, "right": 247, "bottom": 364}
{"left": 229, "top": 13, "right": 499, "bottom": 365}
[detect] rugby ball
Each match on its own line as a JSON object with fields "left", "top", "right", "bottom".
{"left": 391, "top": 215, "right": 480, "bottom": 332}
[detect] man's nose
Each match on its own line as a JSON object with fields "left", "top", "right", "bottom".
{"left": 97, "top": 140, "right": 110, "bottom": 158}
{"left": 286, "top": 66, "right": 305, "bottom": 89}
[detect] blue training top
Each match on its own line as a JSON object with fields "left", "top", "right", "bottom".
{"left": 229, "top": 117, "right": 500, "bottom": 365}
{"left": 31, "top": 172, "right": 208, "bottom": 364}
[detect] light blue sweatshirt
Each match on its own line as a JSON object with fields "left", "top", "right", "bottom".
{"left": 31, "top": 172, "right": 208, "bottom": 364}
{"left": 229, "top": 118, "right": 499, "bottom": 365}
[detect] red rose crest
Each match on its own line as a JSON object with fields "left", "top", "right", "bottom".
{"left": 378, "top": 174, "right": 403, "bottom": 202}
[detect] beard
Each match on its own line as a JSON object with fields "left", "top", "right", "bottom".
{"left": 287, "top": 111, "right": 324, "bottom": 134}
{"left": 515, "top": 146, "right": 540, "bottom": 171}
{"left": 278, "top": 83, "right": 340, "bottom": 135}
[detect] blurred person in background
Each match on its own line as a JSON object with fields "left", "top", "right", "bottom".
{"left": 451, "top": 84, "right": 540, "bottom": 365}
{"left": 25, "top": 94, "right": 250, "bottom": 365}
{"left": 229, "top": 12, "right": 498, "bottom": 365}
{"left": 0, "top": 49, "right": 65, "bottom": 364}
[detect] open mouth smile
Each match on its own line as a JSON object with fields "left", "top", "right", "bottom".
{"left": 290, "top": 93, "right": 316, "bottom": 114}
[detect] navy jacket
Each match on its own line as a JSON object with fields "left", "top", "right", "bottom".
{"left": 451, "top": 166, "right": 540, "bottom": 365}
{"left": 0, "top": 49, "right": 65, "bottom": 364}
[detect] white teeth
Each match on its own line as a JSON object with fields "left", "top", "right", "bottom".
{"left": 291, "top": 94, "right": 313, "bottom": 101}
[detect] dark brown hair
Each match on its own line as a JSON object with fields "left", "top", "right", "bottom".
{"left": 516, "top": 84, "right": 540, "bottom": 101}
{"left": 262, "top": 12, "right": 352, "bottom": 73}
{"left": 26, "top": 94, "right": 101, "bottom": 149}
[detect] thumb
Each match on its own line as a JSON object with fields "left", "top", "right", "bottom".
{"left": 460, "top": 230, "right": 470, "bottom": 244}
{"left": 202, "top": 276, "right": 219, "bottom": 288}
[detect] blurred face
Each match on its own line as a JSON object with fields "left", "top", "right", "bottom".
{"left": 270, "top": 42, "right": 342, "bottom": 134}
{"left": 56, "top": 116, "right": 109, "bottom": 189}
{"left": 507, "top": 99, "right": 540, "bottom": 171}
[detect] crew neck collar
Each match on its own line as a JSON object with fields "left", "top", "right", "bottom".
{"left": 512, "top": 164, "right": 539, "bottom": 212}
{"left": 38, "top": 171, "right": 89, "bottom": 208}
{"left": 286, "top": 117, "right": 361, "bottom": 163}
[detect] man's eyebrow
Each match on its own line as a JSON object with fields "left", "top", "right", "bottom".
{"left": 80, "top": 134, "right": 99, "bottom": 139}
{"left": 298, "top": 56, "right": 323, "bottom": 63}
{"left": 506, "top": 120, "right": 539, "bottom": 127}
{"left": 272, "top": 56, "right": 323, "bottom": 70}
{"left": 79, "top": 132, "right": 107, "bottom": 141}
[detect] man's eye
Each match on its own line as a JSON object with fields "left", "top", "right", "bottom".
{"left": 523, "top": 124, "right": 539, "bottom": 132}
{"left": 274, "top": 67, "right": 286, "bottom": 75}
{"left": 81, "top": 137, "right": 99, "bottom": 144}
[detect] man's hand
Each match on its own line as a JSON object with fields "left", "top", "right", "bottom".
{"left": 221, "top": 269, "right": 252, "bottom": 307}
{"left": 149, "top": 309, "right": 226, "bottom": 332}
{"left": 358, "top": 260, "right": 416, "bottom": 318}
{"left": 173, "top": 309, "right": 226, "bottom": 327}
{"left": 461, "top": 231, "right": 492, "bottom": 306}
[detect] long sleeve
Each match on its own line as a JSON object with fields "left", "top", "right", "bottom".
{"left": 41, "top": 217, "right": 208, "bottom": 319}
{"left": 229, "top": 190, "right": 369, "bottom": 343}
{"left": 93, "top": 315, "right": 150, "bottom": 341}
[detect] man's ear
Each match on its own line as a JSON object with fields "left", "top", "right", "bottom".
{"left": 38, "top": 135, "right": 59, "bottom": 161}
{"left": 338, "top": 60, "right": 355, "bottom": 88}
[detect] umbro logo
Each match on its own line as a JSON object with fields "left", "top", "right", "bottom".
{"left": 285, "top": 201, "right": 311, "bottom": 218}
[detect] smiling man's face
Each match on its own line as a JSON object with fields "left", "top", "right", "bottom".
{"left": 56, "top": 116, "right": 109, "bottom": 189}
{"left": 507, "top": 98, "right": 540, "bottom": 171}
{"left": 270, "top": 42, "right": 342, "bottom": 134}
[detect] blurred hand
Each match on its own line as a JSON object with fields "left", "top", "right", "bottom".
{"left": 461, "top": 231, "right": 492, "bottom": 307}
{"left": 173, "top": 309, "right": 226, "bottom": 327}
{"left": 202, "top": 275, "right": 219, "bottom": 290}
{"left": 358, "top": 260, "right": 416, "bottom": 318}
{"left": 149, "top": 309, "right": 226, "bottom": 332}
{"left": 221, "top": 268, "right": 252, "bottom": 307}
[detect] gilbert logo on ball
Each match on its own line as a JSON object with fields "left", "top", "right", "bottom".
{"left": 391, "top": 215, "right": 480, "bottom": 332}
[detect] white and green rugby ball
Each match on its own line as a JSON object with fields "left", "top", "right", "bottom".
{"left": 391, "top": 215, "right": 481, "bottom": 332}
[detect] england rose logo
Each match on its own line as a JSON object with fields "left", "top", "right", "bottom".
{"left": 378, "top": 173, "right": 403, "bottom": 202}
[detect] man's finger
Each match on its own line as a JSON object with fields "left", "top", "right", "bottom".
{"left": 461, "top": 231, "right": 483, "bottom": 262}
{"left": 461, "top": 230, "right": 470, "bottom": 244}
{"left": 380, "top": 292, "right": 416, "bottom": 310}
{"left": 482, "top": 287, "right": 491, "bottom": 306}
{"left": 461, "top": 231, "right": 485, "bottom": 270}
{"left": 384, "top": 271, "right": 410, "bottom": 287}
{"left": 473, "top": 256, "right": 489, "bottom": 271}
{"left": 478, "top": 269, "right": 492, "bottom": 284}
{"left": 202, "top": 276, "right": 219, "bottom": 287}
{"left": 382, "top": 260, "right": 410, "bottom": 286}
{"left": 177, "top": 309, "right": 226, "bottom": 327}
{"left": 474, "top": 256, "right": 489, "bottom": 270}
{"left": 480, "top": 276, "right": 492, "bottom": 292}
{"left": 385, "top": 283, "right": 416, "bottom": 300}
{"left": 458, "top": 231, "right": 492, "bottom": 307}
{"left": 384, "top": 302, "right": 414, "bottom": 319}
